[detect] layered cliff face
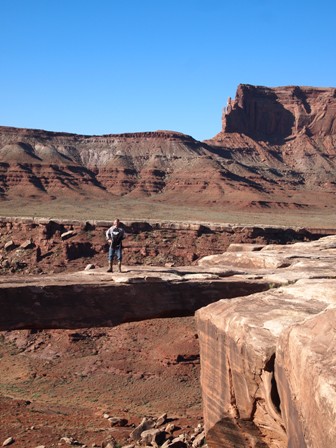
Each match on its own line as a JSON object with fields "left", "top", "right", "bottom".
{"left": 1, "top": 83, "right": 336, "bottom": 209}
{"left": 196, "top": 237, "right": 336, "bottom": 447}
{"left": 221, "top": 84, "right": 336, "bottom": 141}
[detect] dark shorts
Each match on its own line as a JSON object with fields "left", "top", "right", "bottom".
{"left": 108, "top": 245, "right": 122, "bottom": 261}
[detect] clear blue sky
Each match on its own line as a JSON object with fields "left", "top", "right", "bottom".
{"left": 0, "top": 0, "right": 335, "bottom": 141}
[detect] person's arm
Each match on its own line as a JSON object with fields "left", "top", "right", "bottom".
{"left": 106, "top": 228, "right": 112, "bottom": 244}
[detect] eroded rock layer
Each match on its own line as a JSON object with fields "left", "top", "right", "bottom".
{"left": 222, "top": 84, "right": 336, "bottom": 141}
{"left": 1, "top": 83, "right": 336, "bottom": 209}
{"left": 196, "top": 236, "right": 336, "bottom": 448}
{"left": 0, "top": 216, "right": 321, "bottom": 275}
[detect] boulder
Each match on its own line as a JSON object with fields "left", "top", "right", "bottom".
{"left": 108, "top": 416, "right": 128, "bottom": 427}
{"left": 4, "top": 240, "right": 15, "bottom": 251}
{"left": 84, "top": 264, "right": 95, "bottom": 271}
{"left": 192, "top": 431, "right": 205, "bottom": 448}
{"left": 61, "top": 230, "right": 77, "bottom": 241}
{"left": 155, "top": 412, "right": 167, "bottom": 427}
{"left": 140, "top": 428, "right": 166, "bottom": 446}
{"left": 130, "top": 417, "right": 155, "bottom": 441}
{"left": 20, "top": 239, "right": 35, "bottom": 250}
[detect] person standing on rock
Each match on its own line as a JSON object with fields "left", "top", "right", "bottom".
{"left": 106, "top": 219, "right": 125, "bottom": 273}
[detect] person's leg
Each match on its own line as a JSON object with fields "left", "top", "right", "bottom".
{"left": 117, "top": 246, "right": 122, "bottom": 272}
{"left": 107, "top": 246, "right": 113, "bottom": 272}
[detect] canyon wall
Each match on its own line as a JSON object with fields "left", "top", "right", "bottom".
{"left": 0, "top": 216, "right": 323, "bottom": 275}
{"left": 1, "top": 83, "right": 336, "bottom": 209}
{"left": 222, "top": 84, "right": 336, "bottom": 141}
{"left": 196, "top": 237, "right": 336, "bottom": 447}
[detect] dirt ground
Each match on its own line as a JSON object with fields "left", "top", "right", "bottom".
{"left": 0, "top": 317, "right": 202, "bottom": 447}
{"left": 1, "top": 196, "right": 336, "bottom": 228}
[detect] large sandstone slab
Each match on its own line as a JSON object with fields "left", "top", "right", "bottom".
{"left": 196, "top": 236, "right": 336, "bottom": 447}
{"left": 276, "top": 308, "right": 336, "bottom": 448}
{"left": 0, "top": 267, "right": 269, "bottom": 330}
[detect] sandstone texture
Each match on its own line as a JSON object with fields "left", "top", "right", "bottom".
{"left": 1, "top": 84, "right": 336, "bottom": 212}
{"left": 196, "top": 236, "right": 336, "bottom": 447}
{"left": 0, "top": 265, "right": 269, "bottom": 330}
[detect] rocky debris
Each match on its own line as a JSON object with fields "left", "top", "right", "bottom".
{"left": 20, "top": 238, "right": 35, "bottom": 249}
{"left": 140, "top": 428, "right": 166, "bottom": 446}
{"left": 102, "top": 439, "right": 117, "bottom": 448}
{"left": 61, "top": 230, "right": 77, "bottom": 241}
{"left": 0, "top": 216, "right": 323, "bottom": 276}
{"left": 4, "top": 240, "right": 16, "bottom": 251}
{"left": 84, "top": 263, "right": 95, "bottom": 270}
{"left": 2, "top": 438, "right": 14, "bottom": 446}
{"left": 104, "top": 443, "right": 116, "bottom": 448}
{"left": 164, "top": 424, "right": 176, "bottom": 435}
{"left": 191, "top": 432, "right": 205, "bottom": 448}
{"left": 125, "top": 415, "right": 205, "bottom": 448}
{"left": 108, "top": 417, "right": 128, "bottom": 427}
{"left": 60, "top": 436, "right": 82, "bottom": 445}
{"left": 130, "top": 418, "right": 156, "bottom": 442}
{"left": 196, "top": 235, "right": 336, "bottom": 447}
{"left": 155, "top": 413, "right": 167, "bottom": 427}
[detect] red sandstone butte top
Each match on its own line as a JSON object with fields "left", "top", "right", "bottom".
{"left": 222, "top": 84, "right": 336, "bottom": 142}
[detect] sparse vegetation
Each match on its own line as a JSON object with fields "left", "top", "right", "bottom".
{"left": 1, "top": 197, "right": 336, "bottom": 228}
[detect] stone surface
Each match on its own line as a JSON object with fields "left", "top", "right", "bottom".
{"left": 0, "top": 267, "right": 268, "bottom": 330}
{"left": 275, "top": 308, "right": 336, "bottom": 448}
{"left": 196, "top": 235, "right": 336, "bottom": 447}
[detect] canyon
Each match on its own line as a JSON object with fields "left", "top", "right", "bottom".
{"left": 1, "top": 217, "right": 336, "bottom": 447}
{"left": 0, "top": 84, "right": 336, "bottom": 214}
{"left": 1, "top": 84, "right": 336, "bottom": 447}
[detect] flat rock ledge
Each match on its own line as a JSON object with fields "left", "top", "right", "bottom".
{"left": 0, "top": 265, "right": 269, "bottom": 330}
{"left": 196, "top": 236, "right": 336, "bottom": 448}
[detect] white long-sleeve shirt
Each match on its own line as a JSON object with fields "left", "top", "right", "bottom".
{"left": 106, "top": 225, "right": 125, "bottom": 247}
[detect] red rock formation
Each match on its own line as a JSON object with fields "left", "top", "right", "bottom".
{"left": 1, "top": 83, "right": 336, "bottom": 209}
{"left": 275, "top": 307, "right": 336, "bottom": 447}
{"left": 0, "top": 216, "right": 318, "bottom": 275}
{"left": 222, "top": 84, "right": 336, "bottom": 141}
{"left": 0, "top": 271, "right": 268, "bottom": 330}
{"left": 196, "top": 237, "right": 336, "bottom": 447}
